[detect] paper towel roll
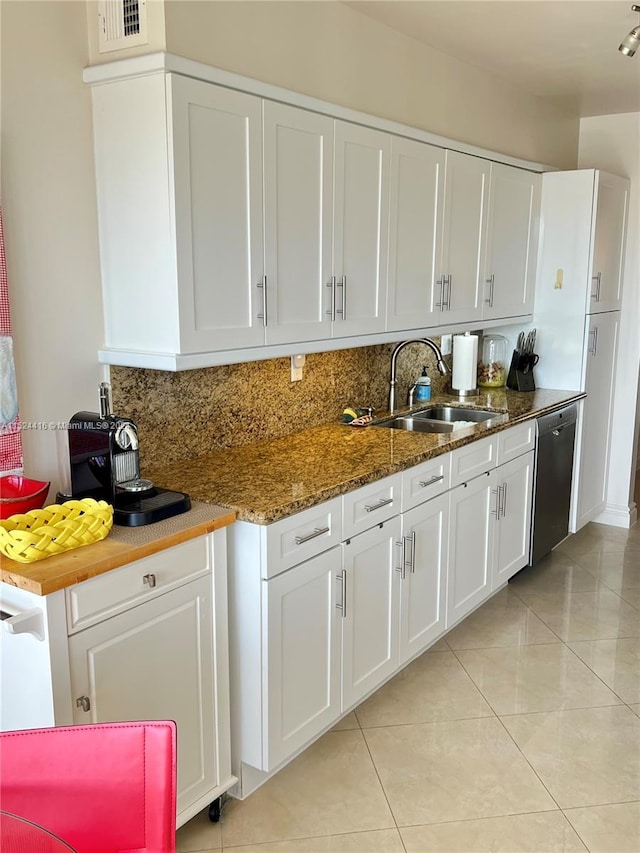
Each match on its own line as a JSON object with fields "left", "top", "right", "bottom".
{"left": 452, "top": 334, "right": 479, "bottom": 392}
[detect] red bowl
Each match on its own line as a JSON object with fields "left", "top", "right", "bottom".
{"left": 0, "top": 476, "right": 51, "bottom": 519}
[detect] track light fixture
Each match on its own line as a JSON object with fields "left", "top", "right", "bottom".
{"left": 619, "top": 4, "right": 640, "bottom": 56}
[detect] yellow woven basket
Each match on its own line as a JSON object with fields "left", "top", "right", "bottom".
{"left": 0, "top": 499, "right": 114, "bottom": 564}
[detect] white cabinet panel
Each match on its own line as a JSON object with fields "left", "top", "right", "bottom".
{"left": 68, "top": 576, "right": 217, "bottom": 816}
{"left": 450, "top": 435, "right": 497, "bottom": 487}
{"left": 263, "top": 101, "right": 334, "bottom": 345}
{"left": 387, "top": 138, "right": 444, "bottom": 331}
{"left": 496, "top": 421, "right": 536, "bottom": 466}
{"left": 264, "top": 497, "right": 343, "bottom": 579}
{"left": 171, "top": 76, "right": 265, "bottom": 351}
{"left": 341, "top": 518, "right": 401, "bottom": 709}
{"left": 493, "top": 452, "right": 534, "bottom": 588}
{"left": 401, "top": 453, "right": 451, "bottom": 512}
{"left": 483, "top": 164, "right": 539, "bottom": 321}
{"left": 332, "top": 122, "right": 389, "bottom": 337}
{"left": 590, "top": 172, "right": 628, "bottom": 313}
{"left": 576, "top": 312, "right": 619, "bottom": 528}
{"left": 400, "top": 493, "right": 448, "bottom": 662}
{"left": 263, "top": 547, "right": 342, "bottom": 770}
{"left": 447, "top": 472, "right": 495, "bottom": 627}
{"left": 438, "top": 151, "right": 488, "bottom": 325}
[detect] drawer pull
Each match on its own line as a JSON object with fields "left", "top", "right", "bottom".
{"left": 143, "top": 573, "right": 157, "bottom": 588}
{"left": 395, "top": 540, "right": 406, "bottom": 579}
{"left": 419, "top": 475, "right": 444, "bottom": 488}
{"left": 364, "top": 497, "right": 393, "bottom": 513}
{"left": 295, "top": 526, "right": 330, "bottom": 545}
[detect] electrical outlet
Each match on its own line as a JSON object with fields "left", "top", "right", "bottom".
{"left": 440, "top": 334, "right": 452, "bottom": 355}
{"left": 291, "top": 354, "right": 305, "bottom": 382}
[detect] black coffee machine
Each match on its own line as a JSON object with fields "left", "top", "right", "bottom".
{"left": 67, "top": 383, "right": 190, "bottom": 526}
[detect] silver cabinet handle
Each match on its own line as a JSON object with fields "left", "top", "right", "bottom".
{"left": 591, "top": 272, "right": 601, "bottom": 301}
{"left": 491, "top": 487, "right": 500, "bottom": 518}
{"left": 485, "top": 274, "right": 495, "bottom": 306}
{"left": 501, "top": 483, "right": 507, "bottom": 519}
{"left": 336, "top": 276, "right": 346, "bottom": 320}
{"left": 143, "top": 573, "right": 157, "bottom": 588}
{"left": 326, "top": 276, "right": 336, "bottom": 320}
{"left": 336, "top": 570, "right": 347, "bottom": 618}
{"left": 435, "top": 276, "right": 445, "bottom": 309}
{"left": 395, "top": 540, "right": 406, "bottom": 579}
{"left": 364, "top": 497, "right": 393, "bottom": 513}
{"left": 419, "top": 474, "right": 444, "bottom": 489}
{"left": 257, "top": 275, "right": 268, "bottom": 326}
{"left": 295, "top": 526, "right": 330, "bottom": 545}
{"left": 406, "top": 531, "right": 416, "bottom": 573}
{"left": 588, "top": 327, "right": 599, "bottom": 356}
{"left": 443, "top": 274, "right": 452, "bottom": 310}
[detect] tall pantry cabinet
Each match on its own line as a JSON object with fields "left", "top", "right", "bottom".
{"left": 533, "top": 169, "right": 629, "bottom": 531}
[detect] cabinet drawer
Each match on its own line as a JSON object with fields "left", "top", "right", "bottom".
{"left": 497, "top": 421, "right": 536, "bottom": 465}
{"left": 402, "top": 454, "right": 451, "bottom": 511}
{"left": 342, "top": 473, "right": 402, "bottom": 539}
{"left": 264, "top": 497, "right": 342, "bottom": 579}
{"left": 66, "top": 536, "right": 210, "bottom": 633}
{"left": 450, "top": 435, "right": 498, "bottom": 487}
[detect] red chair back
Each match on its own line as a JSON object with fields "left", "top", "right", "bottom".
{"left": 0, "top": 721, "right": 176, "bottom": 853}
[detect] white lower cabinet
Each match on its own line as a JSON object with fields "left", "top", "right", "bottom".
{"left": 341, "top": 518, "right": 401, "bottom": 709}
{"left": 230, "top": 424, "right": 537, "bottom": 796}
{"left": 263, "top": 546, "right": 342, "bottom": 770}
{"left": 399, "top": 493, "right": 448, "bottom": 663}
{"left": 448, "top": 471, "right": 495, "bottom": 627}
{"left": 69, "top": 576, "right": 218, "bottom": 818}
{"left": 493, "top": 452, "right": 534, "bottom": 589}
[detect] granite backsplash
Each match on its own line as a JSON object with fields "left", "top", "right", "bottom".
{"left": 111, "top": 340, "right": 454, "bottom": 471}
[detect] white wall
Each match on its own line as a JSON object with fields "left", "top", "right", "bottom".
{"left": 579, "top": 113, "right": 640, "bottom": 524}
{"left": 165, "top": 0, "right": 579, "bottom": 170}
{"left": 1, "top": 1, "right": 105, "bottom": 492}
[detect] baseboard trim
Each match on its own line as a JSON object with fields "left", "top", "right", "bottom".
{"left": 593, "top": 502, "right": 638, "bottom": 529}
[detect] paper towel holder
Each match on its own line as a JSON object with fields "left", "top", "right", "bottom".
{"left": 450, "top": 332, "right": 479, "bottom": 398}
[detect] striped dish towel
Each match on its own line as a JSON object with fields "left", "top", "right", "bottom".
{"left": 0, "top": 207, "right": 23, "bottom": 473}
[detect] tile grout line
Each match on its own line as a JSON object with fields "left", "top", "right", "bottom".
{"left": 357, "top": 726, "right": 409, "bottom": 853}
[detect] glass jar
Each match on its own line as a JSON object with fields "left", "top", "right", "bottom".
{"left": 478, "top": 334, "right": 508, "bottom": 388}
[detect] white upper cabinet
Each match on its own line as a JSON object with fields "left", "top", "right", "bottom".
{"left": 590, "top": 172, "right": 628, "bottom": 313}
{"left": 386, "top": 138, "right": 444, "bottom": 332}
{"left": 437, "top": 151, "right": 489, "bottom": 325}
{"left": 171, "top": 76, "right": 266, "bottom": 352}
{"left": 87, "top": 61, "right": 542, "bottom": 368}
{"left": 332, "top": 123, "right": 390, "bottom": 337}
{"left": 263, "top": 102, "right": 334, "bottom": 346}
{"left": 483, "top": 164, "right": 540, "bottom": 321}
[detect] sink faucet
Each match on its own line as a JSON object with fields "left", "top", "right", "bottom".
{"left": 389, "top": 338, "right": 449, "bottom": 413}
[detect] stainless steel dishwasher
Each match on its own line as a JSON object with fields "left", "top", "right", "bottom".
{"left": 528, "top": 403, "right": 578, "bottom": 566}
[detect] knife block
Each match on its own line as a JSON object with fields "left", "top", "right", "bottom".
{"left": 507, "top": 350, "right": 538, "bottom": 392}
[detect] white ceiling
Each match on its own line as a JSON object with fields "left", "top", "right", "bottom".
{"left": 344, "top": 1, "right": 640, "bottom": 116}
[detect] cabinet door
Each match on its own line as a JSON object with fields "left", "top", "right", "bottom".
{"left": 590, "top": 173, "right": 629, "bottom": 313}
{"left": 263, "top": 101, "right": 334, "bottom": 345}
{"left": 332, "top": 122, "right": 389, "bottom": 337}
{"left": 483, "top": 164, "right": 539, "bottom": 321}
{"left": 170, "top": 75, "right": 265, "bottom": 352}
{"left": 341, "top": 517, "right": 401, "bottom": 710}
{"left": 263, "top": 547, "right": 342, "bottom": 770}
{"left": 387, "top": 138, "right": 444, "bottom": 332}
{"left": 68, "top": 577, "right": 216, "bottom": 817}
{"left": 576, "top": 312, "right": 619, "bottom": 528}
{"left": 438, "top": 151, "right": 488, "bottom": 325}
{"left": 493, "top": 452, "right": 534, "bottom": 588}
{"left": 400, "top": 494, "right": 448, "bottom": 663}
{"left": 447, "top": 472, "right": 495, "bottom": 627}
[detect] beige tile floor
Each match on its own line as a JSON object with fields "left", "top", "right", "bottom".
{"left": 178, "top": 517, "right": 640, "bottom": 853}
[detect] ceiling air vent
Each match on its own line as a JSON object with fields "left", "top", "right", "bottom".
{"left": 98, "top": 0, "right": 148, "bottom": 53}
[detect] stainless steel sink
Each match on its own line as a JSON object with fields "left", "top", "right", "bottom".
{"left": 372, "top": 406, "right": 506, "bottom": 434}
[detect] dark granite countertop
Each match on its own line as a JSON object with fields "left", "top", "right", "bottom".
{"left": 148, "top": 389, "right": 584, "bottom": 524}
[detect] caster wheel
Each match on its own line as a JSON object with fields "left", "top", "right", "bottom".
{"left": 208, "top": 797, "right": 221, "bottom": 823}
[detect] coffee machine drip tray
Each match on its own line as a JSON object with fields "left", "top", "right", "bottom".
{"left": 114, "top": 487, "right": 191, "bottom": 527}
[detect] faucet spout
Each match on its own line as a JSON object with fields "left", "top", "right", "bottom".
{"left": 388, "top": 338, "right": 449, "bottom": 414}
